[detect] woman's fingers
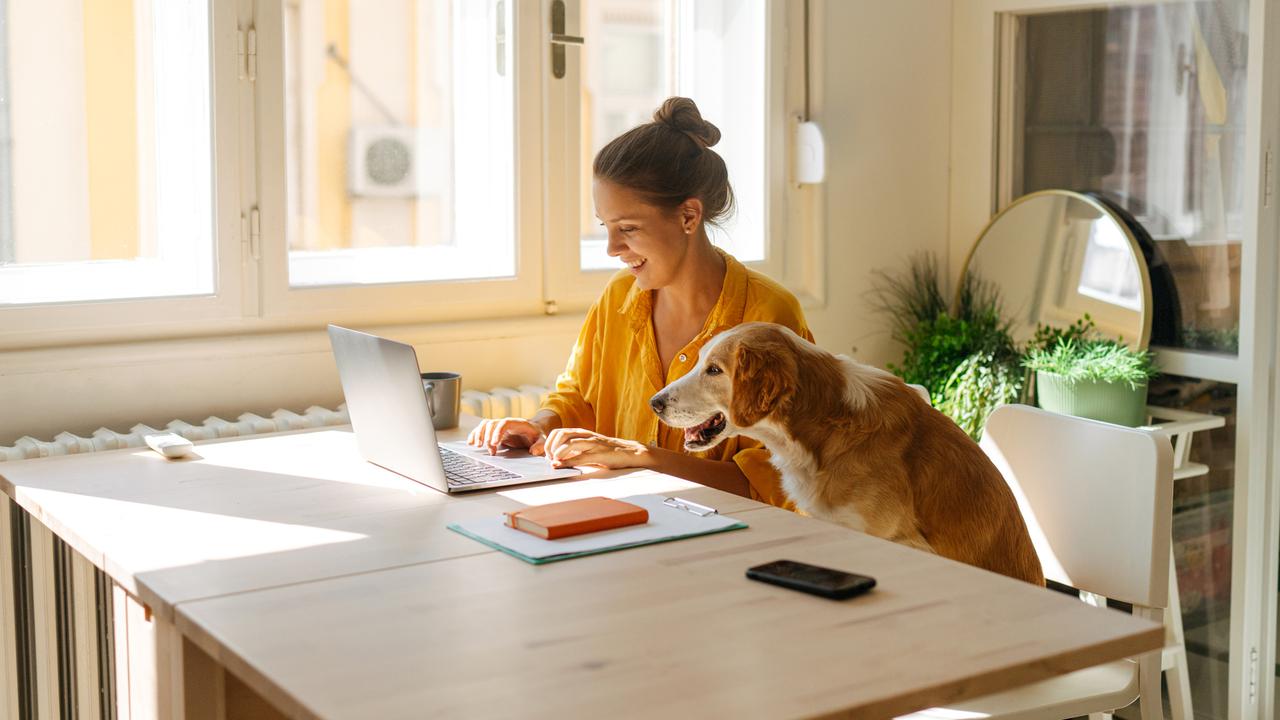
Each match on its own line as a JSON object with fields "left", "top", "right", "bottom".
{"left": 550, "top": 436, "right": 604, "bottom": 464}
{"left": 467, "top": 420, "right": 496, "bottom": 447}
{"left": 477, "top": 419, "right": 505, "bottom": 453}
{"left": 471, "top": 421, "right": 495, "bottom": 448}
{"left": 542, "top": 428, "right": 568, "bottom": 455}
{"left": 467, "top": 418, "right": 545, "bottom": 455}
{"left": 503, "top": 422, "right": 540, "bottom": 451}
{"left": 481, "top": 420, "right": 505, "bottom": 454}
{"left": 543, "top": 432, "right": 647, "bottom": 470}
{"left": 492, "top": 419, "right": 521, "bottom": 454}
{"left": 544, "top": 429, "right": 596, "bottom": 458}
{"left": 468, "top": 419, "right": 548, "bottom": 455}
{"left": 553, "top": 445, "right": 619, "bottom": 470}
{"left": 488, "top": 419, "right": 528, "bottom": 454}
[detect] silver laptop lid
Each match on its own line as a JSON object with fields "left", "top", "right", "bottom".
{"left": 328, "top": 324, "right": 449, "bottom": 491}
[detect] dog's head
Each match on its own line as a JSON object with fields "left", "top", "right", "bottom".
{"left": 649, "top": 322, "right": 800, "bottom": 452}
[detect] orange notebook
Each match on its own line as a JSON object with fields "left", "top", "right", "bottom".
{"left": 504, "top": 497, "right": 649, "bottom": 539}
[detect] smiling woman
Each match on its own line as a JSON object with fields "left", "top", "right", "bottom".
{"left": 467, "top": 98, "right": 812, "bottom": 507}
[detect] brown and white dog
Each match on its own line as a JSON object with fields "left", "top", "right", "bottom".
{"left": 649, "top": 322, "right": 1044, "bottom": 586}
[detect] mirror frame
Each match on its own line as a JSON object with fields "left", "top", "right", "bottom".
{"left": 955, "top": 189, "right": 1154, "bottom": 349}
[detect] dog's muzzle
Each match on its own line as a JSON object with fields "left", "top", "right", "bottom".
{"left": 649, "top": 393, "right": 668, "bottom": 417}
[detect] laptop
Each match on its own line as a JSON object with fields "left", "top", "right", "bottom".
{"left": 327, "top": 324, "right": 581, "bottom": 493}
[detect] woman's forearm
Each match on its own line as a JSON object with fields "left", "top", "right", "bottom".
{"left": 643, "top": 446, "right": 751, "bottom": 498}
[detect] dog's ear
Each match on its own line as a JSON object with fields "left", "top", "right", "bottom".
{"left": 730, "top": 340, "right": 794, "bottom": 427}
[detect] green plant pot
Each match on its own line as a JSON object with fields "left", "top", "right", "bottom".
{"left": 1035, "top": 371, "right": 1149, "bottom": 427}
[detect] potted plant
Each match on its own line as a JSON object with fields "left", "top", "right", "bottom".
{"left": 868, "top": 253, "right": 1024, "bottom": 439}
{"left": 1022, "top": 338, "right": 1158, "bottom": 427}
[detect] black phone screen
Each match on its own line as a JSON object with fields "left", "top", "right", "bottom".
{"left": 746, "top": 559, "right": 877, "bottom": 600}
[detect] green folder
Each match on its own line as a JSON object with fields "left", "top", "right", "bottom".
{"left": 446, "top": 494, "right": 749, "bottom": 565}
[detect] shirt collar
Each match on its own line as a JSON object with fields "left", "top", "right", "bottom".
{"left": 619, "top": 247, "right": 748, "bottom": 336}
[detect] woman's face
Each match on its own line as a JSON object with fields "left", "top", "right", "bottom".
{"left": 593, "top": 179, "right": 700, "bottom": 291}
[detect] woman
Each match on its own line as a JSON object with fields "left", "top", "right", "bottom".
{"left": 467, "top": 97, "right": 812, "bottom": 506}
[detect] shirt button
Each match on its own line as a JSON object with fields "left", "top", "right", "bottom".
{"left": 678, "top": 353, "right": 688, "bottom": 363}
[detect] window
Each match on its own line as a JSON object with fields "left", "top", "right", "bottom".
{"left": 1008, "top": 2, "right": 1250, "bottom": 354}
{"left": 1077, "top": 221, "right": 1142, "bottom": 311}
{"left": 0, "top": 0, "right": 804, "bottom": 344}
{"left": 547, "top": 0, "right": 791, "bottom": 310}
{"left": 577, "top": 0, "right": 767, "bottom": 271}
{"left": 282, "top": 0, "right": 516, "bottom": 287}
{"left": 0, "top": 0, "right": 214, "bottom": 305}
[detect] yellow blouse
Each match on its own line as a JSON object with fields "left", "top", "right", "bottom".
{"left": 542, "top": 250, "right": 813, "bottom": 508}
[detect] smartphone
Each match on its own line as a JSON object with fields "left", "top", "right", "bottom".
{"left": 746, "top": 559, "right": 876, "bottom": 600}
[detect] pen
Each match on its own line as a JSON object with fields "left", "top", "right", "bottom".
{"left": 663, "top": 496, "right": 718, "bottom": 517}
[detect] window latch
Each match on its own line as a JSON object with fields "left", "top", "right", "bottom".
{"left": 241, "top": 207, "right": 261, "bottom": 261}
{"left": 550, "top": 0, "right": 584, "bottom": 79}
{"left": 237, "top": 27, "right": 257, "bottom": 82}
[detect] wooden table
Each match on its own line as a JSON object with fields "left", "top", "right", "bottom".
{"left": 0, "top": 422, "right": 1163, "bottom": 719}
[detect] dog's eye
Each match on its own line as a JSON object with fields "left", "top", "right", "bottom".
{"left": 706, "top": 365, "right": 722, "bottom": 376}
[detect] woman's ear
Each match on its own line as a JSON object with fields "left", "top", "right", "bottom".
{"left": 679, "top": 198, "right": 704, "bottom": 235}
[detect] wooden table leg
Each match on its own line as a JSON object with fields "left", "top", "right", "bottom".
{"left": 181, "top": 636, "right": 225, "bottom": 720}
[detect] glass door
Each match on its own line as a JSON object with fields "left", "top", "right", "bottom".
{"left": 1000, "top": 3, "right": 1254, "bottom": 717}
{"left": 1009, "top": 3, "right": 1249, "bottom": 354}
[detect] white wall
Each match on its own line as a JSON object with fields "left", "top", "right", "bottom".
{"left": 807, "top": 0, "right": 954, "bottom": 367}
{"left": 0, "top": 318, "right": 583, "bottom": 445}
{"left": 0, "top": 0, "right": 955, "bottom": 445}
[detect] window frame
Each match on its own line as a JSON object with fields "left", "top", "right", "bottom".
{"left": 0, "top": 0, "right": 822, "bottom": 349}
{"left": 0, "top": 0, "right": 247, "bottom": 349}
{"left": 252, "top": 0, "right": 547, "bottom": 329}
{"left": 542, "top": 0, "right": 813, "bottom": 314}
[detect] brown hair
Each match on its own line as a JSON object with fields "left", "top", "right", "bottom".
{"left": 592, "top": 97, "right": 734, "bottom": 227}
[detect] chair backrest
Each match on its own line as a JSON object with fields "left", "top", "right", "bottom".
{"left": 907, "top": 384, "right": 930, "bottom": 404}
{"left": 980, "top": 404, "right": 1173, "bottom": 608}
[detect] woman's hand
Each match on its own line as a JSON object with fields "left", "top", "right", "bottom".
{"left": 544, "top": 429, "right": 654, "bottom": 470}
{"left": 466, "top": 418, "right": 547, "bottom": 455}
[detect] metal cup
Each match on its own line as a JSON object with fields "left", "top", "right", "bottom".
{"left": 421, "top": 372, "right": 462, "bottom": 430}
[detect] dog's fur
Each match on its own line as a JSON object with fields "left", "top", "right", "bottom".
{"left": 651, "top": 322, "right": 1044, "bottom": 586}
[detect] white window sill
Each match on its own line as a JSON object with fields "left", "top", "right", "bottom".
{"left": 0, "top": 257, "right": 213, "bottom": 306}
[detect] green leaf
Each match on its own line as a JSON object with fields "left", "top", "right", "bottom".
{"left": 1022, "top": 338, "right": 1158, "bottom": 388}
{"left": 936, "top": 351, "right": 1024, "bottom": 440}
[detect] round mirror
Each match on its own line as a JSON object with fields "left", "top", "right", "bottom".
{"left": 958, "top": 190, "right": 1153, "bottom": 348}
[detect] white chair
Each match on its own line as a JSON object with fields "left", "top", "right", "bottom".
{"left": 899, "top": 404, "right": 1173, "bottom": 720}
{"left": 908, "top": 383, "right": 931, "bottom": 403}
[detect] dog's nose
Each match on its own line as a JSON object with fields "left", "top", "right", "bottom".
{"left": 649, "top": 394, "right": 667, "bottom": 415}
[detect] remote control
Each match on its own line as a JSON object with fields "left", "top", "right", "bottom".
{"left": 144, "top": 432, "right": 195, "bottom": 459}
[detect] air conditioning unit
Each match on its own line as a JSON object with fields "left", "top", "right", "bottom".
{"left": 348, "top": 125, "right": 418, "bottom": 198}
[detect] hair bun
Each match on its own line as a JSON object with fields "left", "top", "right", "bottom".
{"left": 653, "top": 97, "right": 721, "bottom": 149}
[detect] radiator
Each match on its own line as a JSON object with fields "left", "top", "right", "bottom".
{"left": 461, "top": 384, "right": 552, "bottom": 421}
{"left": 0, "top": 386, "right": 555, "bottom": 462}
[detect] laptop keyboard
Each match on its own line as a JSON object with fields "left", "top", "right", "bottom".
{"left": 439, "top": 447, "right": 521, "bottom": 488}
